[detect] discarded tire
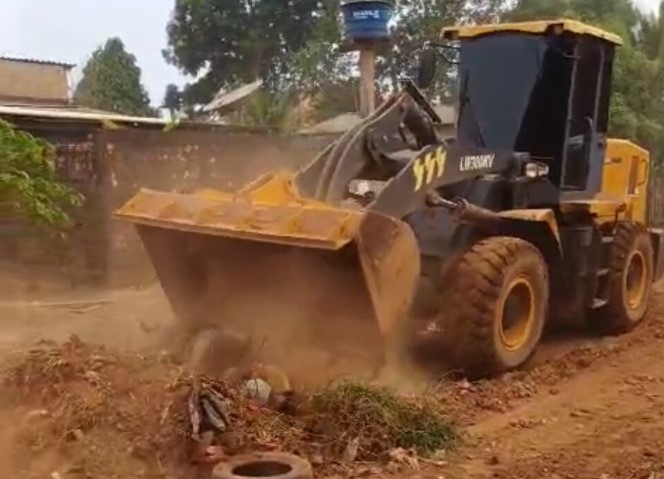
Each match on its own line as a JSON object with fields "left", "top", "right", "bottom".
{"left": 213, "top": 452, "right": 313, "bottom": 479}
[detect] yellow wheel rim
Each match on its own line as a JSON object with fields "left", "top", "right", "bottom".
{"left": 497, "top": 275, "right": 535, "bottom": 352}
{"left": 624, "top": 250, "right": 648, "bottom": 310}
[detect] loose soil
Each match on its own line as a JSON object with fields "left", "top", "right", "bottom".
{"left": 0, "top": 283, "right": 662, "bottom": 479}
{"left": 434, "top": 283, "right": 664, "bottom": 479}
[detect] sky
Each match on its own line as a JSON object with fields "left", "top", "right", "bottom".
{"left": 0, "top": 0, "right": 660, "bottom": 107}
{"left": 0, "top": 0, "right": 186, "bottom": 106}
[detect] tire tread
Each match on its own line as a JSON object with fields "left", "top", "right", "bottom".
{"left": 438, "top": 236, "right": 548, "bottom": 377}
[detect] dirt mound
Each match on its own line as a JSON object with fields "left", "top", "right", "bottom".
{"left": 2, "top": 337, "right": 194, "bottom": 478}
{"left": 0, "top": 337, "right": 458, "bottom": 478}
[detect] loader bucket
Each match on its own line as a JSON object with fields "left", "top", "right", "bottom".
{"left": 115, "top": 172, "right": 420, "bottom": 375}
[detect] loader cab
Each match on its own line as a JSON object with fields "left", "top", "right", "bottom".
{"left": 440, "top": 20, "right": 622, "bottom": 200}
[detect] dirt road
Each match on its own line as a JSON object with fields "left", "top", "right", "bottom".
{"left": 0, "top": 284, "right": 662, "bottom": 479}
{"left": 0, "top": 286, "right": 174, "bottom": 355}
{"left": 432, "top": 282, "right": 664, "bottom": 479}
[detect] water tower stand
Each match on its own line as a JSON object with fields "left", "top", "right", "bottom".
{"left": 340, "top": 0, "right": 394, "bottom": 118}
{"left": 341, "top": 39, "right": 391, "bottom": 118}
{"left": 359, "top": 47, "right": 377, "bottom": 118}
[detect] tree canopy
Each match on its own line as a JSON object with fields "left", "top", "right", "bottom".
{"left": 75, "top": 37, "right": 154, "bottom": 117}
{"left": 164, "top": 0, "right": 328, "bottom": 104}
{"left": 163, "top": 0, "right": 662, "bottom": 161}
{"left": 379, "top": 0, "right": 504, "bottom": 96}
{"left": 162, "top": 83, "right": 183, "bottom": 118}
{"left": 164, "top": 0, "right": 505, "bottom": 119}
{"left": 0, "top": 120, "right": 82, "bottom": 228}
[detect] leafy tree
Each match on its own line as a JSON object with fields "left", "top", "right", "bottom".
{"left": 648, "top": 1, "right": 664, "bottom": 167}
{"left": 240, "top": 90, "right": 296, "bottom": 129}
{"left": 0, "top": 120, "right": 82, "bottom": 228}
{"left": 659, "top": 1, "right": 664, "bottom": 61}
{"left": 163, "top": 0, "right": 513, "bottom": 119}
{"left": 638, "top": 2, "right": 663, "bottom": 59}
{"left": 506, "top": 0, "right": 638, "bottom": 26}
{"left": 162, "top": 83, "right": 183, "bottom": 117}
{"left": 279, "top": 0, "right": 506, "bottom": 122}
{"left": 75, "top": 37, "right": 154, "bottom": 116}
{"left": 164, "top": 0, "right": 326, "bottom": 104}
{"left": 377, "top": 0, "right": 467, "bottom": 99}
{"left": 304, "top": 81, "right": 361, "bottom": 123}
{"left": 462, "top": 0, "right": 508, "bottom": 23}
{"left": 283, "top": 0, "right": 358, "bottom": 120}
{"left": 287, "top": 0, "right": 352, "bottom": 90}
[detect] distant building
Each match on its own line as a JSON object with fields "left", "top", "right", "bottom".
{"left": 0, "top": 56, "right": 75, "bottom": 105}
{"left": 300, "top": 104, "right": 457, "bottom": 137}
{"left": 0, "top": 56, "right": 172, "bottom": 136}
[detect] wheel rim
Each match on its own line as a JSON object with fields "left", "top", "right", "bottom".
{"left": 498, "top": 275, "right": 535, "bottom": 351}
{"left": 624, "top": 250, "right": 648, "bottom": 310}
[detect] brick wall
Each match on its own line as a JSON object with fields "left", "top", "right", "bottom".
{"left": 102, "top": 129, "right": 337, "bottom": 287}
{"left": 0, "top": 126, "right": 338, "bottom": 293}
{"left": 7, "top": 120, "right": 658, "bottom": 295}
{"left": 0, "top": 132, "right": 104, "bottom": 296}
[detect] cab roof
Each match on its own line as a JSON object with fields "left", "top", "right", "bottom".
{"left": 441, "top": 19, "right": 623, "bottom": 46}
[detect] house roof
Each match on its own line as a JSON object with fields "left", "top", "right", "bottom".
{"left": 301, "top": 113, "right": 362, "bottom": 134}
{"left": 0, "top": 55, "right": 75, "bottom": 69}
{"left": 203, "top": 80, "right": 263, "bottom": 113}
{"left": 301, "top": 104, "right": 457, "bottom": 134}
{"left": 0, "top": 103, "right": 169, "bottom": 126}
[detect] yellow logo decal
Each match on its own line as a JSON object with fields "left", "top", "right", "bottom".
{"left": 413, "top": 159, "right": 426, "bottom": 191}
{"left": 413, "top": 147, "right": 447, "bottom": 191}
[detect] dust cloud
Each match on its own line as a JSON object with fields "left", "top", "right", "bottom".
{"left": 156, "top": 230, "right": 396, "bottom": 388}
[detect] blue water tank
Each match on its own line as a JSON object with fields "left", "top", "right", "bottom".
{"left": 341, "top": 0, "right": 394, "bottom": 42}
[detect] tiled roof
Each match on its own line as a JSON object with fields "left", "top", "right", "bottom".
{"left": 301, "top": 104, "right": 457, "bottom": 134}
{"left": 0, "top": 56, "right": 75, "bottom": 69}
{"left": 0, "top": 102, "right": 230, "bottom": 129}
{"left": 0, "top": 103, "right": 169, "bottom": 126}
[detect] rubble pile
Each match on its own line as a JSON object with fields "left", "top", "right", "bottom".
{"left": 1, "top": 337, "right": 459, "bottom": 478}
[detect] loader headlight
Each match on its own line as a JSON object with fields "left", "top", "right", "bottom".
{"left": 348, "top": 179, "right": 386, "bottom": 196}
{"left": 524, "top": 162, "right": 550, "bottom": 178}
{"left": 349, "top": 180, "right": 370, "bottom": 196}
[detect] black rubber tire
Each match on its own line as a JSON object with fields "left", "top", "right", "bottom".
{"left": 592, "top": 222, "right": 654, "bottom": 334}
{"left": 213, "top": 452, "right": 312, "bottom": 479}
{"left": 435, "top": 237, "right": 549, "bottom": 378}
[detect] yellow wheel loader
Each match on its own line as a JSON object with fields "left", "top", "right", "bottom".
{"left": 116, "top": 19, "right": 663, "bottom": 379}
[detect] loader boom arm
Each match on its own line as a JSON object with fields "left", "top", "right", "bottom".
{"left": 368, "top": 142, "right": 522, "bottom": 219}
{"left": 113, "top": 85, "right": 527, "bottom": 378}
{"left": 294, "top": 81, "right": 526, "bottom": 220}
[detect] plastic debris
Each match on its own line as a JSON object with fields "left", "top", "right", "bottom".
{"left": 188, "top": 380, "right": 232, "bottom": 442}
{"left": 244, "top": 377, "right": 272, "bottom": 406}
